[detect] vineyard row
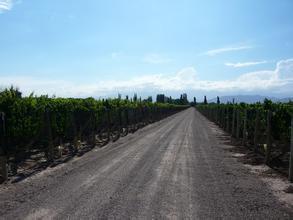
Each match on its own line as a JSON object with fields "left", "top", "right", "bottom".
{"left": 196, "top": 101, "right": 293, "bottom": 180}
{"left": 0, "top": 89, "right": 188, "bottom": 183}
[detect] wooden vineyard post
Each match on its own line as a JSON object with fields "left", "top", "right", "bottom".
{"left": 219, "top": 108, "right": 223, "bottom": 128}
{"left": 106, "top": 108, "right": 111, "bottom": 141}
{"left": 153, "top": 106, "right": 156, "bottom": 122}
{"left": 265, "top": 110, "right": 272, "bottom": 164}
{"left": 242, "top": 109, "right": 247, "bottom": 146}
{"left": 133, "top": 108, "right": 137, "bottom": 130}
{"left": 236, "top": 109, "right": 241, "bottom": 140}
{"left": 289, "top": 115, "right": 293, "bottom": 182}
{"left": 140, "top": 106, "right": 143, "bottom": 123}
{"left": 216, "top": 108, "right": 218, "bottom": 123}
{"left": 149, "top": 107, "right": 152, "bottom": 123}
{"left": 142, "top": 107, "right": 146, "bottom": 126}
{"left": 219, "top": 108, "right": 223, "bottom": 127}
{"left": 254, "top": 109, "right": 260, "bottom": 152}
{"left": 44, "top": 109, "right": 54, "bottom": 162}
{"left": 232, "top": 107, "right": 236, "bottom": 137}
{"left": 118, "top": 108, "right": 122, "bottom": 137}
{"left": 0, "top": 112, "right": 7, "bottom": 183}
{"left": 226, "top": 108, "right": 230, "bottom": 133}
{"left": 144, "top": 107, "right": 148, "bottom": 124}
{"left": 220, "top": 108, "right": 223, "bottom": 127}
{"left": 213, "top": 106, "right": 219, "bottom": 125}
{"left": 218, "top": 108, "right": 221, "bottom": 127}
{"left": 137, "top": 107, "right": 141, "bottom": 127}
{"left": 89, "top": 111, "right": 96, "bottom": 148}
{"left": 125, "top": 108, "right": 129, "bottom": 134}
{"left": 141, "top": 107, "right": 145, "bottom": 126}
{"left": 72, "top": 115, "right": 81, "bottom": 153}
{"left": 57, "top": 138, "right": 63, "bottom": 158}
{"left": 222, "top": 108, "right": 226, "bottom": 129}
{"left": 217, "top": 107, "right": 222, "bottom": 127}
{"left": 74, "top": 129, "right": 81, "bottom": 153}
{"left": 145, "top": 107, "right": 149, "bottom": 125}
{"left": 70, "top": 113, "right": 78, "bottom": 154}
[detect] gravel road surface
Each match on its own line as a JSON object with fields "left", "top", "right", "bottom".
{"left": 0, "top": 108, "right": 292, "bottom": 219}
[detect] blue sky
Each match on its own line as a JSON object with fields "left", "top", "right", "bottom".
{"left": 0, "top": 0, "right": 293, "bottom": 99}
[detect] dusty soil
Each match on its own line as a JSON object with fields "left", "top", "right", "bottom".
{"left": 211, "top": 123, "right": 293, "bottom": 212}
{"left": 0, "top": 108, "right": 292, "bottom": 219}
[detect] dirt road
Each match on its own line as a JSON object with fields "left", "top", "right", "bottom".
{"left": 0, "top": 108, "right": 292, "bottom": 219}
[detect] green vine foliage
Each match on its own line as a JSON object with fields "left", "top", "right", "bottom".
{"left": 0, "top": 88, "right": 188, "bottom": 161}
{"left": 197, "top": 101, "right": 293, "bottom": 153}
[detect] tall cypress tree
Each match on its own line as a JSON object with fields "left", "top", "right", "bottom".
{"left": 217, "top": 96, "right": 220, "bottom": 104}
{"left": 204, "top": 96, "right": 207, "bottom": 105}
{"left": 193, "top": 97, "right": 196, "bottom": 105}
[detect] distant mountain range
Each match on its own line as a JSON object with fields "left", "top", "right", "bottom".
{"left": 208, "top": 95, "right": 293, "bottom": 104}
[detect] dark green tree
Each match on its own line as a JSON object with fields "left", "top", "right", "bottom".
{"left": 263, "top": 98, "right": 273, "bottom": 110}
{"left": 204, "top": 96, "right": 208, "bottom": 105}
{"left": 133, "top": 93, "right": 137, "bottom": 102}
{"left": 156, "top": 94, "right": 165, "bottom": 103}
{"left": 146, "top": 96, "right": 153, "bottom": 103}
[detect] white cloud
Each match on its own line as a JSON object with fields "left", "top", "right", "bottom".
{"left": 204, "top": 45, "right": 252, "bottom": 56}
{"left": 1, "top": 59, "right": 293, "bottom": 97}
{"left": 143, "top": 53, "right": 172, "bottom": 64}
{"left": 0, "top": 0, "right": 13, "bottom": 12}
{"left": 225, "top": 61, "right": 267, "bottom": 68}
{"left": 275, "top": 58, "right": 293, "bottom": 79}
{"left": 0, "top": 0, "right": 21, "bottom": 13}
